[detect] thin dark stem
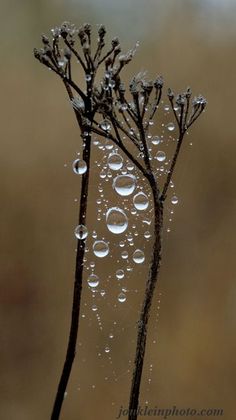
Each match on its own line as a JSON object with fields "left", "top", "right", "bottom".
{"left": 161, "top": 131, "right": 184, "bottom": 201}
{"left": 51, "top": 133, "right": 91, "bottom": 420}
{"left": 128, "top": 178, "right": 163, "bottom": 420}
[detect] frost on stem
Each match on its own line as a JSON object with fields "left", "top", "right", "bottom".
{"left": 34, "top": 22, "right": 206, "bottom": 420}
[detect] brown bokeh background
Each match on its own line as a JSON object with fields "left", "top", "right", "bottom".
{"left": 1, "top": 1, "right": 236, "bottom": 419}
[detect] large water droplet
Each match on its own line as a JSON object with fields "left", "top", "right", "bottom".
{"left": 74, "top": 225, "right": 88, "bottom": 239}
{"left": 87, "top": 274, "right": 99, "bottom": 288}
{"left": 133, "top": 249, "right": 145, "bottom": 264}
{"left": 166, "top": 122, "right": 175, "bottom": 132}
{"left": 171, "top": 195, "right": 179, "bottom": 205}
{"left": 156, "top": 151, "right": 166, "bottom": 162}
{"left": 106, "top": 207, "right": 128, "bottom": 234}
{"left": 107, "top": 153, "right": 123, "bottom": 170}
{"left": 72, "top": 159, "right": 87, "bottom": 174}
{"left": 118, "top": 292, "right": 126, "bottom": 303}
{"left": 133, "top": 192, "right": 149, "bottom": 211}
{"left": 113, "top": 174, "right": 136, "bottom": 196}
{"left": 93, "top": 240, "right": 109, "bottom": 258}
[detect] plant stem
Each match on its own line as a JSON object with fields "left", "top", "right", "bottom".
{"left": 51, "top": 134, "right": 91, "bottom": 420}
{"left": 128, "top": 177, "right": 163, "bottom": 420}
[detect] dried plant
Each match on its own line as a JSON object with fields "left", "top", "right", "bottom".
{"left": 34, "top": 22, "right": 206, "bottom": 420}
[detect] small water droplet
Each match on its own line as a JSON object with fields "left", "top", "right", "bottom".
{"left": 156, "top": 151, "right": 166, "bottom": 162}
{"left": 85, "top": 74, "right": 92, "bottom": 82}
{"left": 74, "top": 225, "right": 88, "bottom": 240}
{"left": 133, "top": 192, "right": 149, "bottom": 211}
{"left": 92, "top": 304, "right": 98, "bottom": 312}
{"left": 121, "top": 251, "right": 129, "bottom": 260}
{"left": 100, "top": 119, "right": 111, "bottom": 131}
{"left": 166, "top": 122, "right": 175, "bottom": 132}
{"left": 171, "top": 195, "right": 178, "bottom": 205}
{"left": 118, "top": 292, "right": 126, "bottom": 303}
{"left": 105, "top": 346, "right": 110, "bottom": 353}
{"left": 72, "top": 159, "right": 87, "bottom": 174}
{"left": 116, "top": 269, "right": 125, "bottom": 279}
{"left": 151, "top": 136, "right": 161, "bottom": 145}
{"left": 133, "top": 249, "right": 145, "bottom": 264}
{"left": 106, "top": 207, "right": 128, "bottom": 234}
{"left": 87, "top": 274, "right": 99, "bottom": 288}
{"left": 93, "top": 240, "right": 109, "bottom": 258}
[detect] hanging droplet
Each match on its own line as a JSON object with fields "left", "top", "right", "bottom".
{"left": 166, "top": 122, "right": 175, "bottom": 132}
{"left": 171, "top": 195, "right": 178, "bottom": 205}
{"left": 133, "top": 249, "right": 145, "bottom": 264}
{"left": 107, "top": 153, "right": 123, "bottom": 171}
{"left": 93, "top": 241, "right": 109, "bottom": 258}
{"left": 92, "top": 304, "right": 98, "bottom": 312}
{"left": 118, "top": 292, "right": 126, "bottom": 303}
{"left": 106, "top": 207, "right": 128, "bottom": 234}
{"left": 156, "top": 151, "right": 166, "bottom": 162}
{"left": 74, "top": 225, "right": 88, "bottom": 240}
{"left": 151, "top": 136, "right": 161, "bottom": 145}
{"left": 116, "top": 269, "right": 125, "bottom": 279}
{"left": 105, "top": 346, "right": 110, "bottom": 353}
{"left": 100, "top": 119, "right": 111, "bottom": 131}
{"left": 113, "top": 174, "right": 136, "bottom": 196}
{"left": 133, "top": 192, "right": 149, "bottom": 211}
{"left": 87, "top": 274, "right": 99, "bottom": 288}
{"left": 72, "top": 159, "right": 87, "bottom": 174}
{"left": 144, "top": 231, "right": 151, "bottom": 239}
{"left": 121, "top": 251, "right": 129, "bottom": 259}
{"left": 85, "top": 74, "right": 92, "bottom": 82}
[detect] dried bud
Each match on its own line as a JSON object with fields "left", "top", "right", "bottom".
{"left": 112, "top": 37, "right": 119, "bottom": 48}
{"left": 167, "top": 88, "right": 174, "bottom": 99}
{"left": 186, "top": 87, "right": 192, "bottom": 98}
{"left": 98, "top": 25, "right": 106, "bottom": 39}
{"left": 83, "top": 23, "right": 91, "bottom": 36}
{"left": 41, "top": 34, "right": 49, "bottom": 45}
{"left": 60, "top": 22, "right": 69, "bottom": 38}
{"left": 176, "top": 94, "right": 185, "bottom": 106}
{"left": 154, "top": 76, "right": 164, "bottom": 88}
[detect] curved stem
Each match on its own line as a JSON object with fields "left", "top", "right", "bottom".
{"left": 51, "top": 134, "right": 91, "bottom": 419}
{"left": 128, "top": 178, "right": 163, "bottom": 420}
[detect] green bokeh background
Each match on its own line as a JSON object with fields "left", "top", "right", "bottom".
{"left": 1, "top": 1, "right": 236, "bottom": 419}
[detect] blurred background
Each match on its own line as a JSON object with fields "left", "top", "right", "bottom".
{"left": 1, "top": 0, "right": 236, "bottom": 419}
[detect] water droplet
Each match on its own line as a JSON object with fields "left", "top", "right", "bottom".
{"left": 109, "top": 79, "right": 116, "bottom": 88}
{"left": 133, "top": 192, "right": 149, "bottom": 211}
{"left": 93, "top": 241, "right": 109, "bottom": 258}
{"left": 74, "top": 225, "right": 88, "bottom": 240}
{"left": 119, "top": 103, "right": 128, "bottom": 112}
{"left": 92, "top": 304, "right": 98, "bottom": 312}
{"left": 151, "top": 136, "right": 161, "bottom": 145}
{"left": 109, "top": 333, "right": 114, "bottom": 339}
{"left": 87, "top": 274, "right": 99, "bottom": 288}
{"left": 72, "top": 159, "right": 87, "bottom": 174}
{"left": 106, "top": 207, "right": 128, "bottom": 234}
{"left": 105, "top": 346, "right": 110, "bottom": 353}
{"left": 113, "top": 174, "right": 136, "bottom": 196}
{"left": 118, "top": 292, "right": 126, "bottom": 303}
{"left": 156, "top": 151, "right": 166, "bottom": 162}
{"left": 144, "top": 231, "right": 151, "bottom": 239}
{"left": 133, "top": 249, "right": 145, "bottom": 264}
{"left": 100, "top": 119, "right": 111, "bottom": 131}
{"left": 166, "top": 122, "right": 175, "bottom": 132}
{"left": 116, "top": 269, "right": 124, "bottom": 279}
{"left": 85, "top": 74, "right": 92, "bottom": 82}
{"left": 107, "top": 153, "right": 123, "bottom": 170}
{"left": 171, "top": 195, "right": 178, "bottom": 205}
